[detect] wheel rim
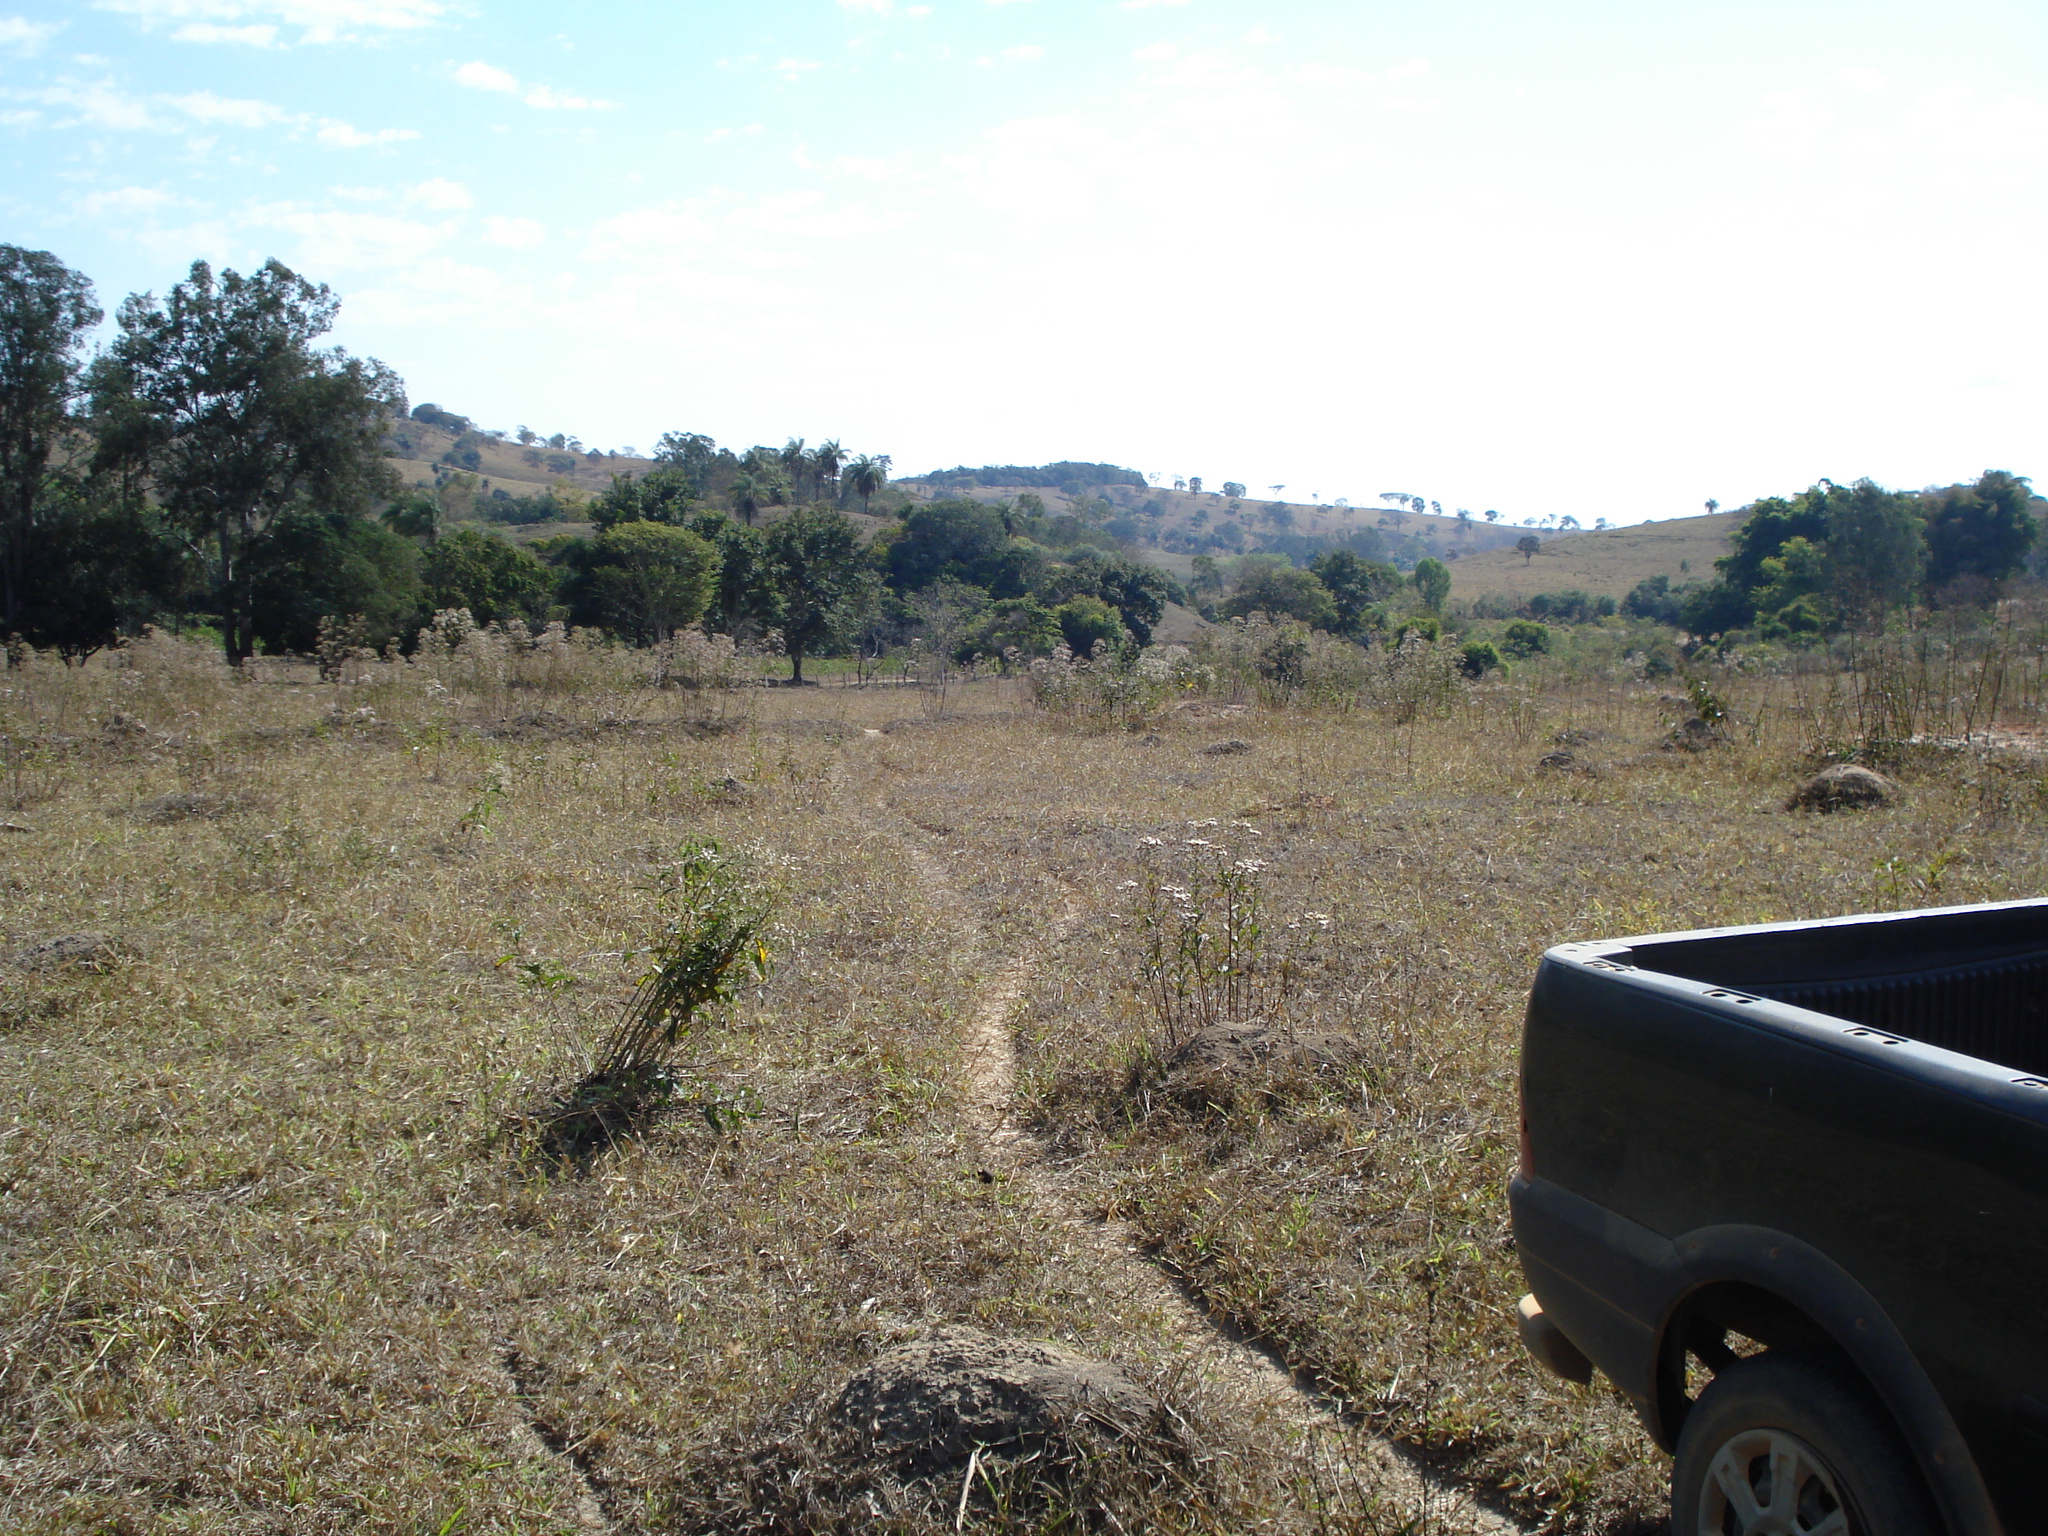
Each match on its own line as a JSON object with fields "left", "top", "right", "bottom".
{"left": 1698, "top": 1427, "right": 1857, "bottom": 1536}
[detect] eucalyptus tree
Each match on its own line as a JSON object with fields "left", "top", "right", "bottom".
{"left": 89, "top": 259, "right": 403, "bottom": 663}
{"left": 0, "top": 245, "right": 102, "bottom": 634}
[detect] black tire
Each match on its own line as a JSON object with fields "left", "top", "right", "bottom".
{"left": 1672, "top": 1351, "right": 1941, "bottom": 1536}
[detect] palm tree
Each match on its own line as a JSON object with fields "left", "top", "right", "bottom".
{"left": 732, "top": 472, "right": 763, "bottom": 526}
{"left": 811, "top": 439, "right": 845, "bottom": 505}
{"left": 843, "top": 453, "right": 886, "bottom": 514}
{"left": 780, "top": 437, "right": 809, "bottom": 500}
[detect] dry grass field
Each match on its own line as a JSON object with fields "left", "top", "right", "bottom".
{"left": 4, "top": 630, "right": 2044, "bottom": 1533}
{"left": 1445, "top": 514, "right": 1746, "bottom": 605}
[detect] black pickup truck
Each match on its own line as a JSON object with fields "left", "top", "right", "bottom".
{"left": 1509, "top": 898, "right": 2048, "bottom": 1536}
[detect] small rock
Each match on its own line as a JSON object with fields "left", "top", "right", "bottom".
{"left": 832, "top": 1328, "right": 1165, "bottom": 1476}
{"left": 13, "top": 933, "right": 114, "bottom": 972}
{"left": 1552, "top": 728, "right": 1600, "bottom": 747}
{"left": 1537, "top": 750, "right": 1592, "bottom": 774}
{"left": 1788, "top": 764, "right": 1898, "bottom": 813}
{"left": 1201, "top": 738, "right": 1252, "bottom": 756}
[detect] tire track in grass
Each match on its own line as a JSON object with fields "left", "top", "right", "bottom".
{"left": 897, "top": 827, "right": 1529, "bottom": 1536}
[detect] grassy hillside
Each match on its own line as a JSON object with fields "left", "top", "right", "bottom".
{"left": 1447, "top": 510, "right": 1745, "bottom": 603}
{"left": 895, "top": 475, "right": 1528, "bottom": 573}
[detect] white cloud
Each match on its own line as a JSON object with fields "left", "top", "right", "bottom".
{"left": 315, "top": 117, "right": 417, "bottom": 146}
{"left": 407, "top": 176, "right": 471, "bottom": 209}
{"left": 1001, "top": 45, "right": 1045, "bottom": 61}
{"left": 1132, "top": 42, "right": 1178, "bottom": 62}
{"left": 454, "top": 59, "right": 519, "bottom": 93}
{"left": 248, "top": 202, "right": 456, "bottom": 268}
{"left": 1835, "top": 66, "right": 1888, "bottom": 93}
{"left": 5, "top": 78, "right": 416, "bottom": 144}
{"left": 12, "top": 79, "right": 162, "bottom": 130}
{"left": 0, "top": 16, "right": 60, "bottom": 52}
{"left": 93, "top": 0, "right": 446, "bottom": 46}
{"left": 455, "top": 59, "right": 616, "bottom": 109}
{"left": 520, "top": 84, "right": 611, "bottom": 109}
{"left": 78, "top": 184, "right": 178, "bottom": 217}
{"left": 484, "top": 214, "right": 546, "bottom": 248}
{"left": 171, "top": 22, "right": 276, "bottom": 43}
{"left": 1118, "top": 0, "right": 1186, "bottom": 8}
{"left": 836, "top": 0, "right": 892, "bottom": 12}
{"left": 165, "top": 89, "right": 287, "bottom": 126}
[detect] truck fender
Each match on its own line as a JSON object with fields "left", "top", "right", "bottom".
{"left": 1658, "top": 1224, "right": 2001, "bottom": 1536}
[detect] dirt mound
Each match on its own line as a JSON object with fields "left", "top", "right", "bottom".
{"left": 832, "top": 1328, "right": 1168, "bottom": 1476}
{"left": 131, "top": 790, "right": 245, "bottom": 824}
{"left": 1201, "top": 738, "right": 1253, "bottom": 756}
{"left": 678, "top": 1330, "right": 1191, "bottom": 1531}
{"left": 1789, "top": 763, "right": 1898, "bottom": 812}
{"left": 1149, "top": 1025, "right": 1366, "bottom": 1116}
{"left": 1664, "top": 715, "right": 1725, "bottom": 752}
{"left": 12, "top": 933, "right": 115, "bottom": 972}
{"left": 1170, "top": 1023, "right": 1362, "bottom": 1077}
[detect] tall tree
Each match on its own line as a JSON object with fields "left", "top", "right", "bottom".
{"left": 1923, "top": 470, "right": 2037, "bottom": 596}
{"left": 842, "top": 454, "right": 886, "bottom": 514}
{"left": 1819, "top": 478, "right": 1922, "bottom": 627}
{"left": 1411, "top": 556, "right": 1451, "bottom": 613}
{"left": 761, "top": 505, "right": 866, "bottom": 684}
{"left": 89, "top": 260, "right": 403, "bottom": 663}
{"left": 586, "top": 521, "right": 718, "bottom": 644}
{"left": 0, "top": 246, "right": 102, "bottom": 634}
{"left": 780, "top": 437, "right": 809, "bottom": 500}
{"left": 810, "top": 439, "right": 846, "bottom": 504}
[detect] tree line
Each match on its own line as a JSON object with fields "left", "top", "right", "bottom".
{"left": 0, "top": 247, "right": 1189, "bottom": 678}
{"left": 1622, "top": 475, "right": 2039, "bottom": 640}
{"left": 0, "top": 247, "right": 914, "bottom": 673}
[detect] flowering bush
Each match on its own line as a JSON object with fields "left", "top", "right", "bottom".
{"left": 1122, "top": 822, "right": 1332, "bottom": 1051}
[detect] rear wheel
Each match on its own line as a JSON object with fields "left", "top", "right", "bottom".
{"left": 1672, "top": 1351, "right": 1939, "bottom": 1536}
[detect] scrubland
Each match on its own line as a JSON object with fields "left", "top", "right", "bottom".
{"left": 3, "top": 624, "right": 2045, "bottom": 1534}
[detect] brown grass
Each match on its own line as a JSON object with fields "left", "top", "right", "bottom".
{"left": 1446, "top": 513, "right": 1746, "bottom": 604}
{"left": 2, "top": 631, "right": 2043, "bottom": 1532}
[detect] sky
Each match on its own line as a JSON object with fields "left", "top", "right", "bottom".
{"left": 1, "top": 0, "right": 2044, "bottom": 527}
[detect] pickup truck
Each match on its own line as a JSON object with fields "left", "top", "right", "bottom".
{"left": 1508, "top": 898, "right": 2048, "bottom": 1536}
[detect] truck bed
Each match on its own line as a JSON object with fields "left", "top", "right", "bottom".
{"left": 1607, "top": 901, "right": 2048, "bottom": 1077}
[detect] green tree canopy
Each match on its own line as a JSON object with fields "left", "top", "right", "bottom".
{"left": 0, "top": 245, "right": 102, "bottom": 635}
{"left": 1923, "top": 470, "right": 2037, "bottom": 596}
{"left": 1411, "top": 556, "right": 1451, "bottom": 614}
{"left": 586, "top": 521, "right": 718, "bottom": 644}
{"left": 1054, "top": 594, "right": 1127, "bottom": 657}
{"left": 593, "top": 465, "right": 699, "bottom": 530}
{"left": 1218, "top": 564, "right": 1338, "bottom": 630}
{"left": 1309, "top": 549, "right": 1401, "bottom": 638}
{"left": 247, "top": 506, "right": 421, "bottom": 654}
{"left": 89, "top": 259, "right": 403, "bottom": 663}
{"left": 761, "top": 505, "right": 869, "bottom": 683}
{"left": 423, "top": 527, "right": 555, "bottom": 628}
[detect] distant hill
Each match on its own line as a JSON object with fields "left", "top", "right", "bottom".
{"left": 1445, "top": 512, "right": 1746, "bottom": 603}
{"left": 891, "top": 466, "right": 1528, "bottom": 574}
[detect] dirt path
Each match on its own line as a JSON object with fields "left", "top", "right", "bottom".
{"left": 901, "top": 835, "right": 1528, "bottom": 1535}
